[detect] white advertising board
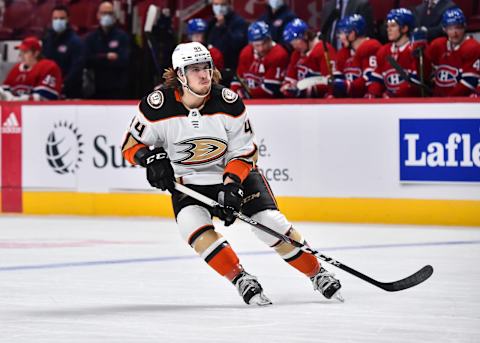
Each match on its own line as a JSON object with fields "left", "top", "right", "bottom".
{"left": 21, "top": 102, "right": 480, "bottom": 200}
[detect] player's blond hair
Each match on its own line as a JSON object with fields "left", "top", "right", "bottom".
{"left": 162, "top": 67, "right": 222, "bottom": 91}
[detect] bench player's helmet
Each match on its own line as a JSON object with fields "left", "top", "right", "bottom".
{"left": 172, "top": 42, "right": 213, "bottom": 97}
{"left": 387, "top": 8, "right": 415, "bottom": 32}
{"left": 283, "top": 18, "right": 308, "bottom": 43}
{"left": 248, "top": 21, "right": 271, "bottom": 42}
{"left": 442, "top": 7, "right": 466, "bottom": 28}
{"left": 340, "top": 14, "right": 367, "bottom": 37}
{"left": 187, "top": 18, "right": 208, "bottom": 35}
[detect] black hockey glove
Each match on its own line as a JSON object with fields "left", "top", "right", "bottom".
{"left": 218, "top": 180, "right": 244, "bottom": 227}
{"left": 135, "top": 147, "right": 175, "bottom": 193}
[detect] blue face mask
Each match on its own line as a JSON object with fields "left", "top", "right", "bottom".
{"left": 52, "top": 19, "right": 67, "bottom": 33}
{"left": 212, "top": 4, "right": 229, "bottom": 16}
{"left": 268, "top": 0, "right": 284, "bottom": 10}
{"left": 100, "top": 14, "right": 115, "bottom": 28}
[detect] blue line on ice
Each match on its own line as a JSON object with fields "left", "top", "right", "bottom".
{"left": 1, "top": 239, "right": 479, "bottom": 272}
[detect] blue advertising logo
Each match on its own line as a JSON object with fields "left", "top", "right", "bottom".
{"left": 400, "top": 119, "right": 480, "bottom": 182}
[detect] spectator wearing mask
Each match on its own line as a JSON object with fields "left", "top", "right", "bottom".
{"left": 84, "top": 0, "right": 130, "bottom": 99}
{"left": 0, "top": 36, "right": 63, "bottom": 101}
{"left": 187, "top": 18, "right": 224, "bottom": 71}
{"left": 231, "top": 21, "right": 289, "bottom": 98}
{"left": 206, "top": 0, "right": 248, "bottom": 74}
{"left": 330, "top": 14, "right": 381, "bottom": 98}
{"left": 427, "top": 7, "right": 480, "bottom": 96}
{"left": 42, "top": 4, "right": 85, "bottom": 99}
{"left": 259, "top": 0, "right": 296, "bottom": 47}
{"left": 413, "top": 0, "right": 458, "bottom": 41}
{"left": 367, "top": 8, "right": 431, "bottom": 98}
{"left": 280, "top": 18, "right": 336, "bottom": 98}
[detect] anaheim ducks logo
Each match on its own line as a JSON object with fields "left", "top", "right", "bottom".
{"left": 173, "top": 137, "right": 228, "bottom": 165}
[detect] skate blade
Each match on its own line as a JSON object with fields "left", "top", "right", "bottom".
{"left": 333, "top": 291, "right": 345, "bottom": 303}
{"left": 248, "top": 293, "right": 273, "bottom": 306}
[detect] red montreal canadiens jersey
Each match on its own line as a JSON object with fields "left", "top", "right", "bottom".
{"left": 2, "top": 59, "right": 62, "bottom": 99}
{"left": 234, "top": 43, "right": 289, "bottom": 98}
{"left": 334, "top": 38, "right": 381, "bottom": 97}
{"left": 284, "top": 39, "right": 336, "bottom": 97}
{"left": 427, "top": 36, "right": 480, "bottom": 96}
{"left": 368, "top": 41, "right": 430, "bottom": 97}
{"left": 209, "top": 46, "right": 224, "bottom": 71}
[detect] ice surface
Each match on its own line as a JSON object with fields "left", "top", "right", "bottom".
{"left": 0, "top": 215, "right": 479, "bottom": 342}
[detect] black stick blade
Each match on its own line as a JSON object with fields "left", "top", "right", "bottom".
{"left": 378, "top": 265, "right": 434, "bottom": 292}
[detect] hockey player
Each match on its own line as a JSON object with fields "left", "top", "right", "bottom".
{"left": 331, "top": 14, "right": 381, "bottom": 98}
{"left": 366, "top": 8, "right": 431, "bottom": 98}
{"left": 230, "top": 21, "right": 289, "bottom": 98}
{"left": 121, "top": 42, "right": 343, "bottom": 305}
{"left": 427, "top": 7, "right": 480, "bottom": 97}
{"left": 0, "top": 36, "right": 63, "bottom": 101}
{"left": 187, "top": 18, "right": 225, "bottom": 71}
{"left": 280, "top": 18, "right": 336, "bottom": 98}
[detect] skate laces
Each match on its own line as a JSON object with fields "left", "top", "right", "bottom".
{"left": 235, "top": 272, "right": 261, "bottom": 297}
{"left": 312, "top": 268, "right": 337, "bottom": 292}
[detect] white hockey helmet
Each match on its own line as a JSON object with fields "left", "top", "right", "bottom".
{"left": 172, "top": 42, "right": 214, "bottom": 98}
{"left": 172, "top": 42, "right": 213, "bottom": 73}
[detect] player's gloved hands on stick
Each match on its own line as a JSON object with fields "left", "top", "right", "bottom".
{"left": 136, "top": 147, "right": 175, "bottom": 193}
{"left": 218, "top": 176, "right": 244, "bottom": 226}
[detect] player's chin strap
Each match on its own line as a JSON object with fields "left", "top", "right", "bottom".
{"left": 173, "top": 182, "right": 434, "bottom": 293}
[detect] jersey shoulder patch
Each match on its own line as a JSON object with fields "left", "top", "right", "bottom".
{"left": 221, "top": 87, "right": 238, "bottom": 103}
{"left": 204, "top": 85, "right": 245, "bottom": 117}
{"left": 146, "top": 90, "right": 164, "bottom": 109}
{"left": 139, "top": 87, "right": 188, "bottom": 122}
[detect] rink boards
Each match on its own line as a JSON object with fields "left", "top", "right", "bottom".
{"left": 1, "top": 98, "right": 479, "bottom": 225}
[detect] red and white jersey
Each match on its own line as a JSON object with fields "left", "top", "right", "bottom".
{"left": 2, "top": 59, "right": 63, "bottom": 100}
{"left": 284, "top": 38, "right": 336, "bottom": 97}
{"left": 427, "top": 36, "right": 480, "bottom": 97}
{"left": 232, "top": 43, "right": 289, "bottom": 98}
{"left": 209, "top": 46, "right": 225, "bottom": 71}
{"left": 122, "top": 85, "right": 257, "bottom": 185}
{"left": 368, "top": 41, "right": 430, "bottom": 97}
{"left": 333, "top": 38, "right": 381, "bottom": 97}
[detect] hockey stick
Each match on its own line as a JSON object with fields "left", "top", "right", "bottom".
{"left": 144, "top": 4, "right": 163, "bottom": 78}
{"left": 174, "top": 182, "right": 434, "bottom": 292}
{"left": 297, "top": 76, "right": 330, "bottom": 90}
{"left": 320, "top": 38, "right": 333, "bottom": 77}
{"left": 234, "top": 72, "right": 252, "bottom": 98}
{"left": 417, "top": 47, "right": 426, "bottom": 97}
{"left": 387, "top": 55, "right": 432, "bottom": 95}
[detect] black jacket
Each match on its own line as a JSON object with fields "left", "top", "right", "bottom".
{"left": 414, "top": 0, "right": 458, "bottom": 41}
{"left": 320, "top": 0, "right": 374, "bottom": 44}
{"left": 206, "top": 11, "right": 248, "bottom": 71}
{"left": 42, "top": 27, "right": 85, "bottom": 98}
{"left": 84, "top": 26, "right": 130, "bottom": 98}
{"left": 260, "top": 5, "right": 297, "bottom": 46}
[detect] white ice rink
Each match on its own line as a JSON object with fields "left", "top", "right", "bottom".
{"left": 0, "top": 215, "right": 479, "bottom": 343}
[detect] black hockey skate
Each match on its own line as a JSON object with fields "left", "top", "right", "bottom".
{"left": 233, "top": 271, "right": 272, "bottom": 306}
{"left": 311, "top": 267, "right": 344, "bottom": 302}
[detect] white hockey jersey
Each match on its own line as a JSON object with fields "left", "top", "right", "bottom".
{"left": 122, "top": 85, "right": 258, "bottom": 185}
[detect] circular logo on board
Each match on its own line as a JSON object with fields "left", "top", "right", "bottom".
{"left": 46, "top": 121, "right": 84, "bottom": 174}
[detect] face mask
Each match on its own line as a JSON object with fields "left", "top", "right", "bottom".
{"left": 212, "top": 4, "right": 229, "bottom": 16}
{"left": 268, "top": 0, "right": 283, "bottom": 10}
{"left": 52, "top": 19, "right": 67, "bottom": 33}
{"left": 100, "top": 14, "right": 115, "bottom": 27}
